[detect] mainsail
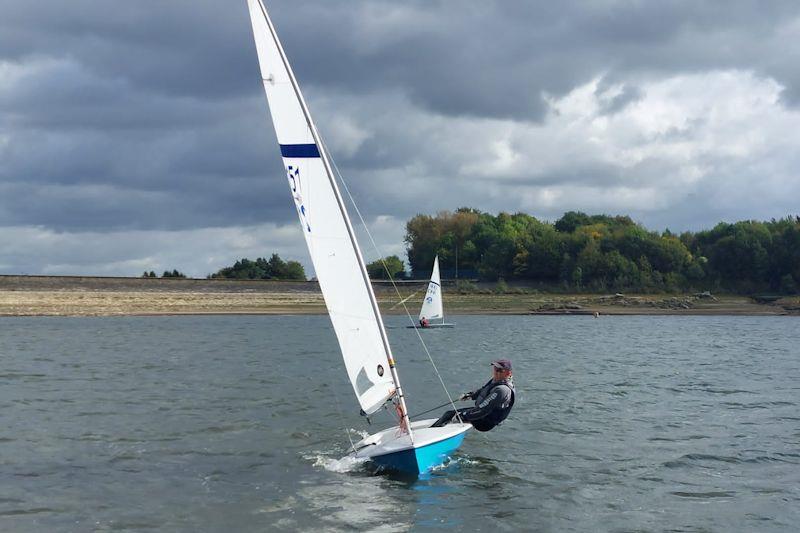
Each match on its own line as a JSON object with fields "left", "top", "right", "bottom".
{"left": 246, "top": 0, "right": 400, "bottom": 415}
{"left": 419, "top": 256, "right": 444, "bottom": 321}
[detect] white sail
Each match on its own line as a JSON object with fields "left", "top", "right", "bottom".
{"left": 246, "top": 0, "right": 397, "bottom": 415}
{"left": 419, "top": 256, "right": 444, "bottom": 321}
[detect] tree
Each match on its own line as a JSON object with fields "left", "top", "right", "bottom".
{"left": 555, "top": 211, "right": 590, "bottom": 233}
{"left": 707, "top": 222, "right": 771, "bottom": 285}
{"left": 524, "top": 225, "right": 564, "bottom": 280}
{"left": 210, "top": 254, "right": 306, "bottom": 280}
{"left": 780, "top": 274, "right": 798, "bottom": 294}
{"left": 405, "top": 214, "right": 441, "bottom": 277}
{"left": 685, "top": 261, "right": 706, "bottom": 282}
{"left": 366, "top": 255, "right": 406, "bottom": 280}
{"left": 571, "top": 266, "right": 583, "bottom": 289}
{"left": 447, "top": 208, "right": 480, "bottom": 278}
{"left": 282, "top": 261, "right": 306, "bottom": 281}
{"left": 766, "top": 217, "right": 800, "bottom": 290}
{"left": 559, "top": 252, "right": 574, "bottom": 285}
{"left": 404, "top": 209, "right": 480, "bottom": 277}
{"left": 576, "top": 239, "right": 604, "bottom": 282}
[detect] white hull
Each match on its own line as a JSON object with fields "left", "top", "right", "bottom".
{"left": 349, "top": 419, "right": 471, "bottom": 474}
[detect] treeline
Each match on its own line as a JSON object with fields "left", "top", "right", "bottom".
{"left": 139, "top": 254, "right": 306, "bottom": 281}
{"left": 209, "top": 253, "right": 306, "bottom": 281}
{"left": 405, "top": 209, "right": 800, "bottom": 294}
{"left": 142, "top": 270, "right": 186, "bottom": 278}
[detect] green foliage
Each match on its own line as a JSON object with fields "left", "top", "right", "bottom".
{"left": 210, "top": 253, "right": 306, "bottom": 281}
{"left": 554, "top": 211, "right": 590, "bottom": 233}
{"left": 162, "top": 270, "right": 186, "bottom": 278}
{"left": 555, "top": 211, "right": 635, "bottom": 234}
{"left": 455, "top": 279, "right": 478, "bottom": 293}
{"left": 780, "top": 274, "right": 798, "bottom": 295}
{"left": 404, "top": 210, "right": 800, "bottom": 294}
{"left": 366, "top": 255, "right": 406, "bottom": 280}
{"left": 495, "top": 278, "right": 509, "bottom": 294}
{"left": 141, "top": 271, "right": 157, "bottom": 278}
{"left": 405, "top": 209, "right": 481, "bottom": 278}
{"left": 571, "top": 266, "right": 583, "bottom": 289}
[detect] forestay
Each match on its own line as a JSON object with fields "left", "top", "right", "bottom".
{"left": 246, "top": 0, "right": 395, "bottom": 414}
{"left": 419, "top": 256, "right": 444, "bottom": 321}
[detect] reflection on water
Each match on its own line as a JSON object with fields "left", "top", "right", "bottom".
{"left": 0, "top": 315, "right": 798, "bottom": 531}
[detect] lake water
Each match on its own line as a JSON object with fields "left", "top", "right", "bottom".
{"left": 0, "top": 315, "right": 798, "bottom": 532}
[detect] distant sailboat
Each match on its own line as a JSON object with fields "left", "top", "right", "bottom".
{"left": 245, "top": 0, "right": 469, "bottom": 475}
{"left": 410, "top": 256, "right": 455, "bottom": 328}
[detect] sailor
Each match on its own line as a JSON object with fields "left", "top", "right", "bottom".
{"left": 420, "top": 317, "right": 430, "bottom": 328}
{"left": 431, "top": 359, "right": 515, "bottom": 431}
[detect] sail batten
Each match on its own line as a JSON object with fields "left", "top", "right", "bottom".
{"left": 246, "top": 0, "right": 404, "bottom": 416}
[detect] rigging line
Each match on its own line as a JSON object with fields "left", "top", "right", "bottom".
{"left": 385, "top": 402, "right": 400, "bottom": 424}
{"left": 388, "top": 290, "right": 420, "bottom": 310}
{"left": 319, "top": 136, "right": 460, "bottom": 419}
{"left": 409, "top": 400, "right": 460, "bottom": 419}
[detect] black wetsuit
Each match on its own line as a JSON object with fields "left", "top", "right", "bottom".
{"left": 432, "top": 378, "right": 515, "bottom": 432}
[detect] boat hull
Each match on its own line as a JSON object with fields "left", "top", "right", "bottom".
{"left": 350, "top": 418, "right": 470, "bottom": 475}
{"left": 406, "top": 324, "right": 455, "bottom": 329}
{"left": 371, "top": 430, "right": 467, "bottom": 474}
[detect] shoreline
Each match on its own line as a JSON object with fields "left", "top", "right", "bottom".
{"left": 1, "top": 275, "right": 797, "bottom": 317}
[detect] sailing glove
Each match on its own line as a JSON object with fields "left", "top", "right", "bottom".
{"left": 459, "top": 392, "right": 473, "bottom": 401}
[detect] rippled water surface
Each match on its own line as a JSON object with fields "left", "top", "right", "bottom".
{"left": 1, "top": 315, "right": 799, "bottom": 531}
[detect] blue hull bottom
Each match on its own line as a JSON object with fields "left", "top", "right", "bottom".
{"left": 370, "top": 431, "right": 467, "bottom": 475}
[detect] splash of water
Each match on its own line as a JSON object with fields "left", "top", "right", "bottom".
{"left": 309, "top": 453, "right": 370, "bottom": 473}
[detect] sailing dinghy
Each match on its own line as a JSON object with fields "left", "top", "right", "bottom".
{"left": 245, "top": 0, "right": 469, "bottom": 475}
{"left": 408, "top": 255, "right": 455, "bottom": 329}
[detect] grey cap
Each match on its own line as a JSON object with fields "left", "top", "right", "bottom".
{"left": 491, "top": 359, "right": 512, "bottom": 371}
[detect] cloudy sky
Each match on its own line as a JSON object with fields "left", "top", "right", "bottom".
{"left": 1, "top": 0, "right": 799, "bottom": 277}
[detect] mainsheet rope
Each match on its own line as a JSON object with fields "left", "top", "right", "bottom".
{"left": 321, "top": 137, "right": 461, "bottom": 421}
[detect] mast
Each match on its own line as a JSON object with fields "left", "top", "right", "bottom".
{"left": 251, "top": 0, "right": 413, "bottom": 438}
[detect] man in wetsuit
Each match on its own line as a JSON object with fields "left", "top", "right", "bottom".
{"left": 431, "top": 358, "right": 515, "bottom": 432}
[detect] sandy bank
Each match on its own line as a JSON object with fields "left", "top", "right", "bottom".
{"left": 0, "top": 275, "right": 797, "bottom": 317}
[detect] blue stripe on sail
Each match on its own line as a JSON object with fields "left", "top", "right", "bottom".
{"left": 280, "top": 143, "right": 320, "bottom": 158}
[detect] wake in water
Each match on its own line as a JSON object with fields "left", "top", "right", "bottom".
{"left": 309, "top": 453, "right": 370, "bottom": 474}
{"left": 431, "top": 455, "right": 478, "bottom": 472}
{"left": 305, "top": 429, "right": 372, "bottom": 474}
{"left": 307, "top": 445, "right": 477, "bottom": 476}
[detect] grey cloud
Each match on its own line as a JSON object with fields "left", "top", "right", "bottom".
{"left": 1, "top": 0, "right": 799, "bottom": 277}
{"left": 3, "top": 1, "right": 800, "bottom": 118}
{"left": 0, "top": 223, "right": 312, "bottom": 277}
{"left": 0, "top": 173, "right": 292, "bottom": 232}
{"left": 268, "top": 0, "right": 800, "bottom": 117}
{"left": 595, "top": 82, "right": 643, "bottom": 116}
{"left": 0, "top": 1, "right": 254, "bottom": 100}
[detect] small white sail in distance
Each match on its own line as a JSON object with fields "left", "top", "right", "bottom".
{"left": 245, "top": 0, "right": 401, "bottom": 416}
{"left": 419, "top": 256, "right": 444, "bottom": 321}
